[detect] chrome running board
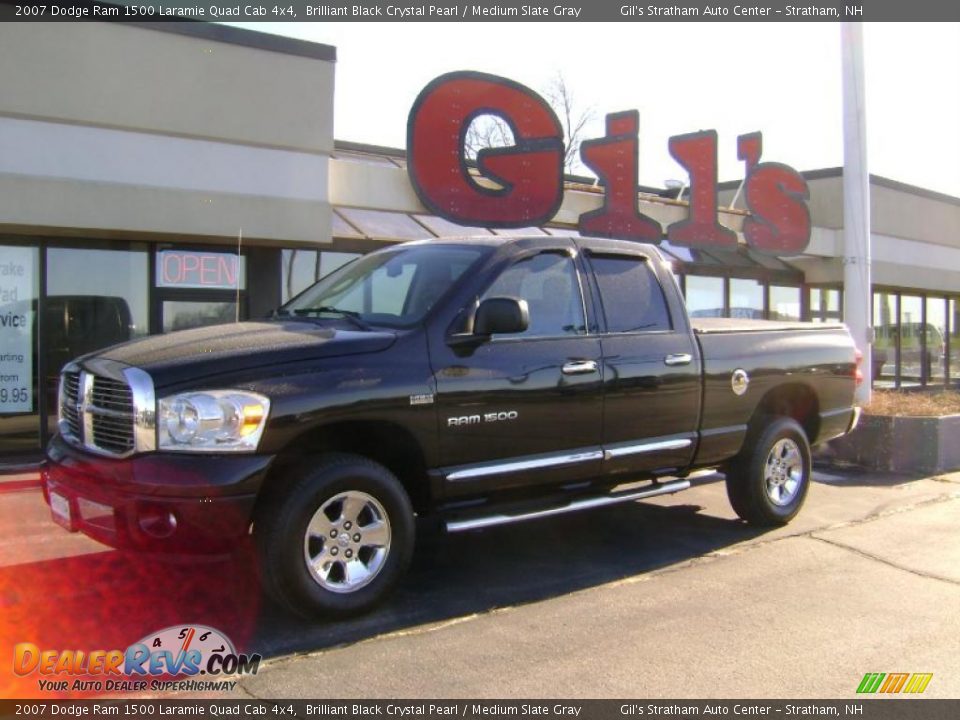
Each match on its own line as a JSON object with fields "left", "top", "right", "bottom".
{"left": 445, "top": 478, "right": 691, "bottom": 533}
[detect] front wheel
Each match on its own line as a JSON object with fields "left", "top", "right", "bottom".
{"left": 255, "top": 453, "right": 415, "bottom": 618}
{"left": 725, "top": 416, "right": 811, "bottom": 526}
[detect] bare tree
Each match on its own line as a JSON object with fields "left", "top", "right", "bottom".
{"left": 542, "top": 72, "right": 594, "bottom": 175}
{"left": 463, "top": 114, "right": 515, "bottom": 163}
{"left": 462, "top": 72, "right": 594, "bottom": 175}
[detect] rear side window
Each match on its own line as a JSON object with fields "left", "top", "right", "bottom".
{"left": 590, "top": 254, "right": 672, "bottom": 333}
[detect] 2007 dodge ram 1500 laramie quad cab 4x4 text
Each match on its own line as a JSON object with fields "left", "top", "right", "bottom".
{"left": 43, "top": 236, "right": 861, "bottom": 616}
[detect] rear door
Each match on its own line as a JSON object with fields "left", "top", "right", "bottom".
{"left": 430, "top": 242, "right": 604, "bottom": 497}
{"left": 580, "top": 244, "right": 701, "bottom": 476}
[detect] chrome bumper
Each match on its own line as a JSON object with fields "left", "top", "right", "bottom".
{"left": 847, "top": 406, "right": 863, "bottom": 434}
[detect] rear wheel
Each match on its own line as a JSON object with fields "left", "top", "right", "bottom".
{"left": 255, "top": 453, "right": 414, "bottom": 617}
{"left": 725, "top": 416, "right": 811, "bottom": 526}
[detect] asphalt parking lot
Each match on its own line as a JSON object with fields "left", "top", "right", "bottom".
{"left": 1, "top": 466, "right": 958, "bottom": 699}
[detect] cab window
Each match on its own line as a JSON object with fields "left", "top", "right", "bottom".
{"left": 481, "top": 252, "right": 586, "bottom": 337}
{"left": 589, "top": 254, "right": 672, "bottom": 332}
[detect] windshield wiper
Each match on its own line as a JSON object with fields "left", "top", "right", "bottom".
{"left": 292, "top": 306, "right": 371, "bottom": 331}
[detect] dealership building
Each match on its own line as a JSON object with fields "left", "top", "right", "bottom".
{"left": 1, "top": 22, "right": 958, "bottom": 464}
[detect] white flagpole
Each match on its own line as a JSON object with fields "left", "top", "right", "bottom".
{"left": 841, "top": 22, "right": 872, "bottom": 405}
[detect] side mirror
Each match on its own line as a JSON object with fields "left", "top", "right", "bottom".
{"left": 474, "top": 297, "right": 529, "bottom": 336}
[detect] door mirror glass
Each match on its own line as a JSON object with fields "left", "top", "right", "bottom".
{"left": 474, "top": 297, "right": 529, "bottom": 336}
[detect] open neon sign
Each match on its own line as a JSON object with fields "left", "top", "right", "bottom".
{"left": 156, "top": 250, "right": 246, "bottom": 291}
{"left": 407, "top": 71, "right": 811, "bottom": 254}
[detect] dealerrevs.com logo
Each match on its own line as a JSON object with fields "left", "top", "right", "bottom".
{"left": 13, "top": 625, "right": 261, "bottom": 693}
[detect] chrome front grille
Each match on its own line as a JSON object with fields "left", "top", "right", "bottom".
{"left": 58, "top": 362, "right": 156, "bottom": 458}
{"left": 60, "top": 371, "right": 82, "bottom": 440}
{"left": 90, "top": 376, "right": 135, "bottom": 455}
{"left": 91, "top": 376, "right": 133, "bottom": 413}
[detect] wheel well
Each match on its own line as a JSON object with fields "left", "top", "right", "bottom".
{"left": 752, "top": 383, "right": 820, "bottom": 443}
{"left": 263, "top": 420, "right": 431, "bottom": 513}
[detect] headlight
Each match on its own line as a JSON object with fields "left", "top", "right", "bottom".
{"left": 158, "top": 390, "right": 270, "bottom": 453}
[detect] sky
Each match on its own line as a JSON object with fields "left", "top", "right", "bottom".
{"left": 232, "top": 22, "right": 960, "bottom": 197}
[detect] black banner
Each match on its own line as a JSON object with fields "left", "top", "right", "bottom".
{"left": 1, "top": 0, "right": 960, "bottom": 22}
{"left": 2, "top": 700, "right": 960, "bottom": 720}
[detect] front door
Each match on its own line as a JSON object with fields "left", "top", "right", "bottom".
{"left": 431, "top": 246, "right": 603, "bottom": 498}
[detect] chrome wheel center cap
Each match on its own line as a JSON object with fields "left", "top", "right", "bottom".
{"left": 337, "top": 534, "right": 350, "bottom": 548}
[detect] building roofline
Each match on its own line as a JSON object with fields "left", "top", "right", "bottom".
{"left": 335, "top": 140, "right": 406, "bottom": 158}
{"left": 869, "top": 173, "right": 960, "bottom": 206}
{"left": 120, "top": 20, "right": 336, "bottom": 63}
{"left": 719, "top": 166, "right": 960, "bottom": 207}
{"left": 334, "top": 139, "right": 662, "bottom": 194}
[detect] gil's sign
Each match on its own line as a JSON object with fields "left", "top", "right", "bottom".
{"left": 407, "top": 71, "right": 811, "bottom": 255}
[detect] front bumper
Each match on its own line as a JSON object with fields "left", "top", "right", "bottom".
{"left": 42, "top": 435, "right": 273, "bottom": 554}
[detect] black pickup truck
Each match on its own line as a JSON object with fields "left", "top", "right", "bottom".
{"left": 43, "top": 236, "right": 861, "bottom": 616}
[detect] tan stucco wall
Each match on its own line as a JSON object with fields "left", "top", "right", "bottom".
{"left": 0, "top": 23, "right": 335, "bottom": 245}
{"left": 871, "top": 183, "right": 960, "bottom": 249}
{"left": 0, "top": 175, "right": 331, "bottom": 246}
{"left": 330, "top": 161, "right": 422, "bottom": 212}
{"left": 0, "top": 23, "right": 334, "bottom": 152}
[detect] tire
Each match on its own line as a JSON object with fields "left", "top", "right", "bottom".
{"left": 255, "top": 453, "right": 414, "bottom": 618}
{"left": 725, "top": 416, "right": 811, "bottom": 526}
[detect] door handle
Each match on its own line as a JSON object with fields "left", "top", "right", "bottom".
{"left": 664, "top": 353, "right": 693, "bottom": 366}
{"left": 562, "top": 360, "right": 599, "bottom": 375}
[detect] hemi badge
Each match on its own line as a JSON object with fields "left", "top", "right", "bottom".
{"left": 410, "top": 393, "right": 435, "bottom": 406}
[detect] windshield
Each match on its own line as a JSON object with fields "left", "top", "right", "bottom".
{"left": 280, "top": 244, "right": 489, "bottom": 328}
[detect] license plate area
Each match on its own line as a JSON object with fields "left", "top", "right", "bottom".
{"left": 49, "top": 491, "right": 76, "bottom": 532}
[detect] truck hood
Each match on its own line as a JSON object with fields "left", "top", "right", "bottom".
{"left": 93, "top": 320, "right": 397, "bottom": 388}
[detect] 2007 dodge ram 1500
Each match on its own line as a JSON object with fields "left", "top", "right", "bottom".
{"left": 43, "top": 236, "right": 861, "bottom": 616}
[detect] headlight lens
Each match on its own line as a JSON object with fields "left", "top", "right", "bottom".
{"left": 158, "top": 390, "right": 270, "bottom": 452}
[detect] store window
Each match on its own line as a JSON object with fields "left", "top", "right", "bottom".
{"left": 282, "top": 249, "right": 318, "bottom": 302}
{"left": 769, "top": 285, "right": 801, "bottom": 321}
{"left": 728, "top": 278, "right": 764, "bottom": 319}
{"left": 872, "top": 292, "right": 898, "bottom": 388}
{"left": 684, "top": 275, "right": 724, "bottom": 317}
{"left": 320, "top": 252, "right": 358, "bottom": 278}
{"left": 44, "top": 245, "right": 149, "bottom": 430}
{"left": 899, "top": 295, "right": 924, "bottom": 388}
{"left": 0, "top": 244, "right": 40, "bottom": 455}
{"left": 281, "top": 249, "right": 360, "bottom": 303}
{"left": 951, "top": 299, "right": 960, "bottom": 388}
{"left": 926, "top": 297, "right": 948, "bottom": 386}
{"left": 811, "top": 288, "right": 842, "bottom": 323}
{"left": 869, "top": 291, "right": 960, "bottom": 389}
{"left": 162, "top": 301, "right": 237, "bottom": 332}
